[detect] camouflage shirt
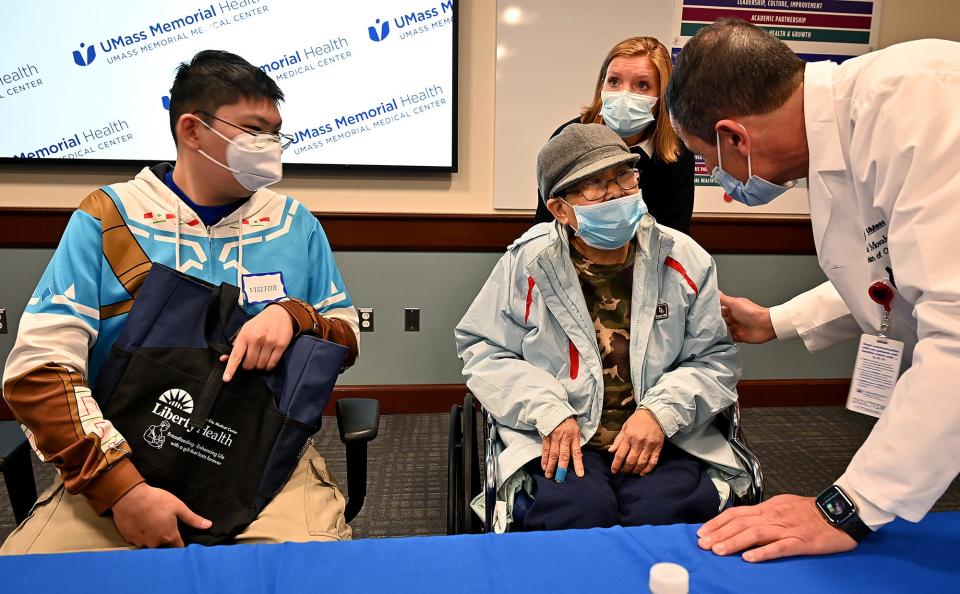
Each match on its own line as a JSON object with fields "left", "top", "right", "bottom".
{"left": 570, "top": 241, "right": 637, "bottom": 449}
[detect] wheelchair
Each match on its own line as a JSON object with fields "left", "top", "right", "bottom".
{"left": 447, "top": 393, "right": 763, "bottom": 534}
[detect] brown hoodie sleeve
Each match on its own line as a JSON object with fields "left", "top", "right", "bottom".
{"left": 272, "top": 298, "right": 359, "bottom": 367}
{"left": 3, "top": 364, "right": 144, "bottom": 514}
{"left": 1, "top": 191, "right": 151, "bottom": 515}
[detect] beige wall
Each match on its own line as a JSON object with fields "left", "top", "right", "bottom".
{"left": 878, "top": 0, "right": 959, "bottom": 48}
{"left": 1, "top": 0, "right": 957, "bottom": 214}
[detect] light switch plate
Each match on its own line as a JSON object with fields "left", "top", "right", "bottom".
{"left": 404, "top": 307, "right": 420, "bottom": 332}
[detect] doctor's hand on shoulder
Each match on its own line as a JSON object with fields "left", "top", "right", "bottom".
{"left": 719, "top": 292, "right": 776, "bottom": 344}
{"left": 221, "top": 304, "right": 296, "bottom": 382}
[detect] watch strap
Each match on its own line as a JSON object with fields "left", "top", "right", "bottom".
{"left": 841, "top": 515, "right": 872, "bottom": 543}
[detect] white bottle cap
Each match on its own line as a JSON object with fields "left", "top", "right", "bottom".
{"left": 649, "top": 562, "right": 689, "bottom": 594}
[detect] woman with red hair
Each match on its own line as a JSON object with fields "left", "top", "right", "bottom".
{"left": 534, "top": 37, "right": 695, "bottom": 235}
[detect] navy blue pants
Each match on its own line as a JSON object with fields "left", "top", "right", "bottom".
{"left": 517, "top": 442, "right": 720, "bottom": 531}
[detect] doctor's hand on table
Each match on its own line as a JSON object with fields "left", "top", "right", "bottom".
{"left": 697, "top": 494, "right": 857, "bottom": 562}
{"left": 719, "top": 292, "right": 776, "bottom": 344}
{"left": 542, "top": 417, "right": 585, "bottom": 480}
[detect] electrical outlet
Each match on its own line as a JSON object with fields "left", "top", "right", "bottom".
{"left": 0, "top": 308, "right": 6, "bottom": 334}
{"left": 404, "top": 307, "right": 420, "bottom": 332}
{"left": 358, "top": 307, "right": 374, "bottom": 332}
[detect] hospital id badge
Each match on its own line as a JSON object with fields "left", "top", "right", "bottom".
{"left": 846, "top": 334, "right": 904, "bottom": 418}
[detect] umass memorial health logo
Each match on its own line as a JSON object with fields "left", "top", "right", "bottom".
{"left": 71, "top": 4, "right": 222, "bottom": 67}
{"left": 73, "top": 43, "right": 97, "bottom": 66}
{"left": 368, "top": 19, "right": 390, "bottom": 42}
{"left": 368, "top": 0, "right": 453, "bottom": 42}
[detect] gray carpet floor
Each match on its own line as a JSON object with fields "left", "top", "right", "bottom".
{"left": 2, "top": 407, "right": 958, "bottom": 542}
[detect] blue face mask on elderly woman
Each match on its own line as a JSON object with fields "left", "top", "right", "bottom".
{"left": 712, "top": 126, "right": 796, "bottom": 206}
{"left": 562, "top": 193, "right": 648, "bottom": 250}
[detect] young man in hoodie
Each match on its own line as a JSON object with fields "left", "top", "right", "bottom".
{"left": 1, "top": 50, "right": 359, "bottom": 554}
{"left": 456, "top": 124, "right": 746, "bottom": 531}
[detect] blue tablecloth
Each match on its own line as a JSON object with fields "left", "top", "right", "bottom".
{"left": 2, "top": 513, "right": 958, "bottom": 593}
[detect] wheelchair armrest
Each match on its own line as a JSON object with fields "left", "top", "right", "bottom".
{"left": 730, "top": 437, "right": 764, "bottom": 505}
{"left": 335, "top": 398, "right": 381, "bottom": 522}
{"left": 719, "top": 402, "right": 764, "bottom": 505}
{"left": 715, "top": 402, "right": 741, "bottom": 442}
{"left": 484, "top": 411, "right": 498, "bottom": 532}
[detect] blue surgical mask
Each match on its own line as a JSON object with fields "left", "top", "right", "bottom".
{"left": 712, "top": 127, "right": 795, "bottom": 206}
{"left": 563, "top": 193, "right": 647, "bottom": 250}
{"left": 600, "top": 91, "right": 658, "bottom": 138}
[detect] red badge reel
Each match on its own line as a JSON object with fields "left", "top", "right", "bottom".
{"left": 868, "top": 280, "right": 895, "bottom": 336}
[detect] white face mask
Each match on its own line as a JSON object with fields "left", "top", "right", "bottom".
{"left": 195, "top": 118, "right": 283, "bottom": 192}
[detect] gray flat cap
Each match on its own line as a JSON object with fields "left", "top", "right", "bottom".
{"left": 537, "top": 123, "right": 640, "bottom": 202}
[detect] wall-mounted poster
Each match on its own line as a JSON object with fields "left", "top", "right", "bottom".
{"left": 672, "top": 0, "right": 881, "bottom": 214}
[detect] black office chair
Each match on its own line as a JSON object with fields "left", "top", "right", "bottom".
{"left": 0, "top": 399, "right": 379, "bottom": 527}
{"left": 335, "top": 398, "right": 381, "bottom": 522}
{"left": 447, "top": 393, "right": 764, "bottom": 534}
{"left": 0, "top": 420, "right": 38, "bottom": 525}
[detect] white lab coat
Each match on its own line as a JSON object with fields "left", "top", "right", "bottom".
{"left": 768, "top": 39, "right": 960, "bottom": 528}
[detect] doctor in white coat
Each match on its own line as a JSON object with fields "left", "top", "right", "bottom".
{"left": 664, "top": 18, "right": 960, "bottom": 561}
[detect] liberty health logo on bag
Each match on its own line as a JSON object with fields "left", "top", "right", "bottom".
{"left": 145, "top": 388, "right": 194, "bottom": 449}
{"left": 144, "top": 420, "right": 171, "bottom": 449}
{"left": 149, "top": 387, "right": 237, "bottom": 454}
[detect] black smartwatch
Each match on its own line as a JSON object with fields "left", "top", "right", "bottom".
{"left": 815, "top": 485, "right": 872, "bottom": 542}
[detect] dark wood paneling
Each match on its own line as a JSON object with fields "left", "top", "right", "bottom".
{"left": 0, "top": 379, "right": 849, "bottom": 422}
{"left": 735, "top": 378, "right": 850, "bottom": 407}
{"left": 323, "top": 379, "right": 849, "bottom": 415}
{"left": 0, "top": 208, "right": 815, "bottom": 254}
{"left": 0, "top": 208, "right": 74, "bottom": 249}
{"left": 689, "top": 216, "right": 815, "bottom": 255}
{"left": 317, "top": 212, "right": 534, "bottom": 252}
{"left": 324, "top": 384, "right": 468, "bottom": 415}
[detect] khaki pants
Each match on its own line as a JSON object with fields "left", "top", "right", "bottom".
{"left": 0, "top": 446, "right": 351, "bottom": 555}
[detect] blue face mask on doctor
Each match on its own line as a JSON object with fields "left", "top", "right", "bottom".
{"left": 712, "top": 125, "right": 796, "bottom": 206}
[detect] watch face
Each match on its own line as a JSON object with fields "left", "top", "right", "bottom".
{"left": 818, "top": 488, "right": 856, "bottom": 524}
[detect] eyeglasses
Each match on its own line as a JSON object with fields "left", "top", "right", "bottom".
{"left": 194, "top": 110, "right": 295, "bottom": 150}
{"left": 566, "top": 168, "right": 640, "bottom": 201}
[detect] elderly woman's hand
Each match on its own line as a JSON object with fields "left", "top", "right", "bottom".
{"left": 609, "top": 408, "right": 665, "bottom": 475}
{"left": 541, "top": 417, "right": 585, "bottom": 480}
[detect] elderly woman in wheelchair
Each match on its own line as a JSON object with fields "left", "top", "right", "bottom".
{"left": 455, "top": 124, "right": 751, "bottom": 533}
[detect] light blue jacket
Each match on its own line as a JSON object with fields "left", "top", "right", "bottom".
{"left": 455, "top": 217, "right": 749, "bottom": 495}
